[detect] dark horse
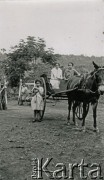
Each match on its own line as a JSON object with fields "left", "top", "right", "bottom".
{"left": 67, "top": 61, "right": 104, "bottom": 132}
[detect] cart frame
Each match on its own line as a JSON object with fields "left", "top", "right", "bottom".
{"left": 18, "top": 77, "right": 89, "bottom": 121}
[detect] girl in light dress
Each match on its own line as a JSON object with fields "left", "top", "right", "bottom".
{"left": 31, "top": 79, "right": 44, "bottom": 122}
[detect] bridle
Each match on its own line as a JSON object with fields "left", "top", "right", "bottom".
{"left": 82, "top": 68, "right": 104, "bottom": 89}
{"left": 91, "top": 67, "right": 104, "bottom": 77}
{"left": 91, "top": 68, "right": 104, "bottom": 87}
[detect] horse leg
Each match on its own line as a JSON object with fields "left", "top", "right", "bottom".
{"left": 92, "top": 102, "right": 99, "bottom": 132}
{"left": 82, "top": 103, "right": 87, "bottom": 132}
{"left": 73, "top": 101, "right": 78, "bottom": 126}
{"left": 67, "top": 99, "right": 72, "bottom": 125}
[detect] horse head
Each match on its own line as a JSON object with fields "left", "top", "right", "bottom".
{"left": 92, "top": 62, "right": 104, "bottom": 94}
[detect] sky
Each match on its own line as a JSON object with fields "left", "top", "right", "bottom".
{"left": 0, "top": 0, "right": 104, "bottom": 56}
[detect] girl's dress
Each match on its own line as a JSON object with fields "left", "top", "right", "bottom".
{"left": 31, "top": 87, "right": 44, "bottom": 111}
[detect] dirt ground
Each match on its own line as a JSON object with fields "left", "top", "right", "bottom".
{"left": 0, "top": 99, "right": 104, "bottom": 180}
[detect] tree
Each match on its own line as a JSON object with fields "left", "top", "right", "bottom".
{"left": 5, "top": 36, "right": 55, "bottom": 87}
{"left": 0, "top": 50, "right": 8, "bottom": 79}
{"left": 42, "top": 48, "right": 55, "bottom": 64}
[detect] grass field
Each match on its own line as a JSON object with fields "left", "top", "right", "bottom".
{"left": 0, "top": 99, "right": 104, "bottom": 180}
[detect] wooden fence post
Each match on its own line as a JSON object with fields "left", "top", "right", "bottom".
{"left": 18, "top": 79, "right": 22, "bottom": 104}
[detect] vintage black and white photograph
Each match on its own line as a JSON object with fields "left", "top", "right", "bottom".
{"left": 0, "top": 0, "right": 104, "bottom": 179}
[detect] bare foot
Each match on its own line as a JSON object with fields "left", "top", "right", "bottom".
{"left": 67, "top": 121, "right": 70, "bottom": 126}
{"left": 82, "top": 126, "right": 86, "bottom": 132}
{"left": 32, "top": 118, "right": 36, "bottom": 123}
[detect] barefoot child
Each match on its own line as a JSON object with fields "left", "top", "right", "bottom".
{"left": 31, "top": 79, "right": 44, "bottom": 122}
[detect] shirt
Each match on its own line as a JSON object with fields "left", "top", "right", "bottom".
{"left": 51, "top": 67, "right": 63, "bottom": 80}
{"left": 21, "top": 86, "right": 28, "bottom": 93}
{"left": 64, "top": 68, "right": 80, "bottom": 80}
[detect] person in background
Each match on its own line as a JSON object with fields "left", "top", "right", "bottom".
{"left": 31, "top": 79, "right": 44, "bottom": 122}
{"left": 50, "top": 63, "right": 63, "bottom": 89}
{"left": 21, "top": 83, "right": 28, "bottom": 101}
{"left": 21, "top": 83, "right": 28, "bottom": 93}
{"left": 64, "top": 62, "right": 80, "bottom": 80}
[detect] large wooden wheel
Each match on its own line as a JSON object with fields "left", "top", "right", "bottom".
{"left": 39, "top": 77, "right": 47, "bottom": 121}
{"left": 75, "top": 102, "right": 89, "bottom": 120}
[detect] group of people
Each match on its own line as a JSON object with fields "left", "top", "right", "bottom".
{"left": 50, "top": 62, "right": 80, "bottom": 89}
{"left": 31, "top": 62, "right": 80, "bottom": 122}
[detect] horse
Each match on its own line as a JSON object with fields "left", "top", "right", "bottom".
{"left": 67, "top": 61, "right": 104, "bottom": 132}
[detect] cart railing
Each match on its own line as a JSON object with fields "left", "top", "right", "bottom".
{"left": 18, "top": 79, "right": 36, "bottom": 105}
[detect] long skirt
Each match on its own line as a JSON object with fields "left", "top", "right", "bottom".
{"left": 31, "top": 94, "right": 44, "bottom": 111}
{"left": 50, "top": 79, "right": 60, "bottom": 89}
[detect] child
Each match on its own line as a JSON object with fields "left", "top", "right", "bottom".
{"left": 31, "top": 79, "right": 44, "bottom": 122}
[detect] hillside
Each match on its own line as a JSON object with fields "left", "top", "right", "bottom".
{"left": 23, "top": 54, "right": 104, "bottom": 82}
{"left": 0, "top": 53, "right": 104, "bottom": 83}
{"left": 57, "top": 54, "right": 104, "bottom": 73}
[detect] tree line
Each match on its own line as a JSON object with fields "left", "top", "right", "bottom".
{"left": 1, "top": 36, "right": 103, "bottom": 87}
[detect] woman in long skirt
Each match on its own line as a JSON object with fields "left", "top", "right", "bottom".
{"left": 31, "top": 79, "right": 44, "bottom": 122}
